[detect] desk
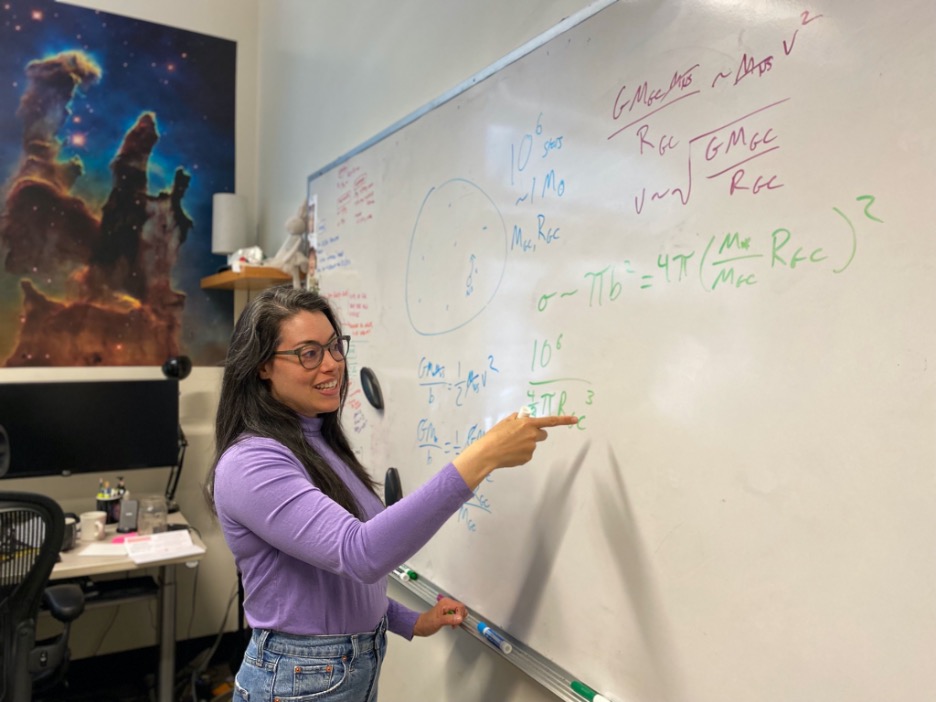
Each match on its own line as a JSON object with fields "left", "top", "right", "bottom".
{"left": 50, "top": 512, "right": 206, "bottom": 702}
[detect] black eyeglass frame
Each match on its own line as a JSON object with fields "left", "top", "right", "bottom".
{"left": 271, "top": 335, "right": 351, "bottom": 370}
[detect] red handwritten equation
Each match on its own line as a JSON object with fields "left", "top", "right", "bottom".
{"left": 335, "top": 164, "right": 376, "bottom": 227}
{"left": 606, "top": 10, "right": 824, "bottom": 214}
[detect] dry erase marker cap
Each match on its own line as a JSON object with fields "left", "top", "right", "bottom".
{"left": 571, "top": 680, "right": 611, "bottom": 702}
{"left": 398, "top": 568, "right": 418, "bottom": 581}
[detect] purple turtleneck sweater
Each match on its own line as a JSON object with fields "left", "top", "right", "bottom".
{"left": 213, "top": 415, "right": 472, "bottom": 638}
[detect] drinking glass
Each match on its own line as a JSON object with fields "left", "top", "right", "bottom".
{"left": 136, "top": 495, "right": 168, "bottom": 535}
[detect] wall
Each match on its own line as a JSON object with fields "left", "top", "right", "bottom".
{"left": 255, "top": 2, "right": 591, "bottom": 700}
{"left": 6, "top": 0, "right": 261, "bottom": 660}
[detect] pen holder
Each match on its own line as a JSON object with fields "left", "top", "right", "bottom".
{"left": 96, "top": 496, "right": 121, "bottom": 524}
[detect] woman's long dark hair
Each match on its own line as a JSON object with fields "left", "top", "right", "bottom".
{"left": 204, "top": 285, "right": 379, "bottom": 519}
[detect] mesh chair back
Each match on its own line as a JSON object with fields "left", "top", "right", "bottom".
{"left": 0, "top": 492, "right": 64, "bottom": 702}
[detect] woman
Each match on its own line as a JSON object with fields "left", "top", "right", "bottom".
{"left": 205, "top": 285, "right": 576, "bottom": 702}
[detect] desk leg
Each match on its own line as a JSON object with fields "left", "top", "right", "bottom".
{"left": 158, "top": 564, "right": 177, "bottom": 702}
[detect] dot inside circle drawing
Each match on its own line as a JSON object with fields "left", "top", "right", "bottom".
{"left": 405, "top": 178, "right": 507, "bottom": 335}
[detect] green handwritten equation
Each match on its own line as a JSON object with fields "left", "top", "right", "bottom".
{"left": 535, "top": 195, "right": 883, "bottom": 308}
{"left": 525, "top": 333, "right": 593, "bottom": 428}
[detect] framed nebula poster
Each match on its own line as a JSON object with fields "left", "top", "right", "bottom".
{"left": 0, "top": 0, "right": 236, "bottom": 367}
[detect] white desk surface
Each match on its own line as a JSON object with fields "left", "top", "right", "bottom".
{"left": 52, "top": 511, "right": 206, "bottom": 580}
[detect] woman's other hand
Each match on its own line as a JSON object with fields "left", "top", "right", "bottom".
{"left": 413, "top": 596, "right": 468, "bottom": 637}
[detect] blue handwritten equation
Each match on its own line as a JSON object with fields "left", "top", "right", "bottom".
{"left": 415, "top": 350, "right": 500, "bottom": 533}
{"left": 415, "top": 417, "right": 487, "bottom": 464}
{"left": 510, "top": 112, "right": 566, "bottom": 255}
{"left": 414, "top": 415, "right": 497, "bottom": 534}
{"left": 459, "top": 482, "right": 494, "bottom": 534}
{"left": 417, "top": 353, "right": 501, "bottom": 407}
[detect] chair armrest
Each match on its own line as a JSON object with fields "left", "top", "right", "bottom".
{"left": 42, "top": 584, "right": 85, "bottom": 623}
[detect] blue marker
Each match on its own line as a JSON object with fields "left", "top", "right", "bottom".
{"left": 477, "top": 621, "right": 512, "bottom": 654}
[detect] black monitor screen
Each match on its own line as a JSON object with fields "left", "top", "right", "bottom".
{"left": 0, "top": 379, "right": 179, "bottom": 479}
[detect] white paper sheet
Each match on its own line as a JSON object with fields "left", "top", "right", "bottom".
{"left": 123, "top": 530, "right": 205, "bottom": 564}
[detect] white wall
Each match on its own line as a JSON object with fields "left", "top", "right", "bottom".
{"left": 255, "top": 2, "right": 590, "bottom": 700}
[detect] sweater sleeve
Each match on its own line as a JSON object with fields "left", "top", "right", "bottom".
{"left": 214, "top": 439, "right": 473, "bottom": 584}
{"left": 386, "top": 597, "right": 420, "bottom": 639}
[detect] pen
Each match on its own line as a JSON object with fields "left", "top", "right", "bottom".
{"left": 570, "top": 680, "right": 611, "bottom": 702}
{"left": 518, "top": 405, "right": 533, "bottom": 418}
{"left": 476, "top": 621, "right": 512, "bottom": 654}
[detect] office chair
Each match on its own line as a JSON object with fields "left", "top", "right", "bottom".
{"left": 0, "top": 491, "right": 85, "bottom": 702}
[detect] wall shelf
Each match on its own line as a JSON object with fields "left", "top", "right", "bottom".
{"left": 199, "top": 266, "right": 291, "bottom": 291}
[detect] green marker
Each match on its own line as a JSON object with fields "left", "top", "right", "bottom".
{"left": 571, "top": 680, "right": 611, "bottom": 702}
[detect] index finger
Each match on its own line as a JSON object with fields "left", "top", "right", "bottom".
{"left": 530, "top": 415, "right": 579, "bottom": 428}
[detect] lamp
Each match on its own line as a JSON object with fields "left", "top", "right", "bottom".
{"left": 211, "top": 193, "right": 249, "bottom": 258}
{"left": 161, "top": 355, "right": 192, "bottom": 513}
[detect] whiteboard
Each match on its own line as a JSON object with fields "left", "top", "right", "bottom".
{"left": 309, "top": 1, "right": 936, "bottom": 700}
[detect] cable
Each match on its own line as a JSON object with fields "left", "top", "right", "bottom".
{"left": 165, "top": 425, "right": 188, "bottom": 511}
{"left": 91, "top": 605, "right": 121, "bottom": 657}
{"left": 189, "top": 582, "right": 239, "bottom": 702}
{"left": 186, "top": 563, "right": 200, "bottom": 639}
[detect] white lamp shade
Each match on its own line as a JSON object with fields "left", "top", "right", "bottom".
{"left": 211, "top": 193, "right": 249, "bottom": 255}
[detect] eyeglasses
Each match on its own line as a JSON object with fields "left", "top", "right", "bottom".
{"left": 272, "top": 335, "right": 350, "bottom": 370}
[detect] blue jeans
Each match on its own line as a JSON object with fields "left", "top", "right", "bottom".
{"left": 234, "top": 617, "right": 388, "bottom": 702}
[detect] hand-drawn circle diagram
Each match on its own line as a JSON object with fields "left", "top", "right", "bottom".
{"left": 405, "top": 178, "right": 507, "bottom": 336}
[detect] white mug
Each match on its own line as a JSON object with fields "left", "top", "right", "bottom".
{"left": 79, "top": 510, "right": 107, "bottom": 541}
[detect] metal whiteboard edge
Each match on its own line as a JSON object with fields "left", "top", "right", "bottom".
{"left": 391, "top": 565, "right": 611, "bottom": 702}
{"left": 306, "top": 0, "right": 619, "bottom": 184}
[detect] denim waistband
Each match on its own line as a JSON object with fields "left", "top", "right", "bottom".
{"left": 252, "top": 616, "right": 387, "bottom": 659}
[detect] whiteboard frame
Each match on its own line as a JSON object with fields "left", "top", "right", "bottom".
{"left": 391, "top": 564, "right": 601, "bottom": 702}
{"left": 306, "top": 0, "right": 618, "bottom": 184}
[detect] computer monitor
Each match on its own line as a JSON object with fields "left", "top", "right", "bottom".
{"left": 0, "top": 379, "right": 179, "bottom": 479}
